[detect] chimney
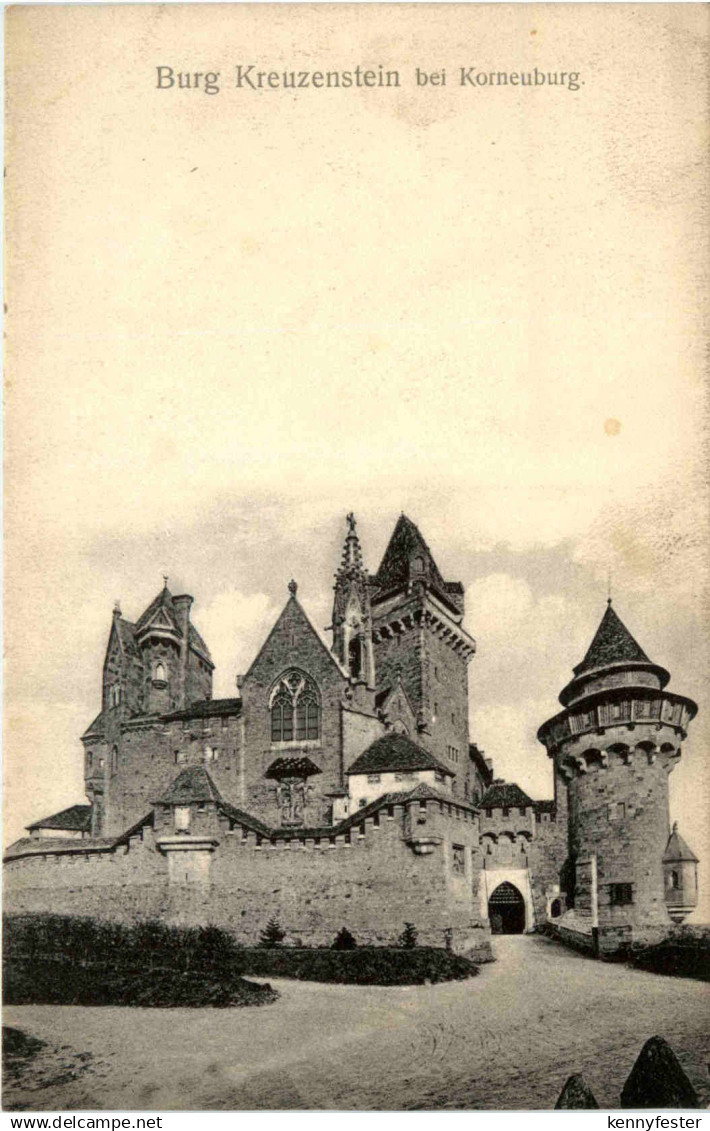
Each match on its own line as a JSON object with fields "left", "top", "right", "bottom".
{"left": 172, "top": 594, "right": 193, "bottom": 710}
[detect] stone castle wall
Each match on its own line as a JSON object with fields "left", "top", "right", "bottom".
{"left": 4, "top": 799, "right": 492, "bottom": 957}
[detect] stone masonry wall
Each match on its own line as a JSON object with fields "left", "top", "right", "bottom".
{"left": 99, "top": 712, "right": 243, "bottom": 838}
{"left": 4, "top": 799, "right": 491, "bottom": 957}
{"left": 567, "top": 749, "right": 675, "bottom": 930}
{"left": 373, "top": 606, "right": 472, "bottom": 799}
{"left": 419, "top": 624, "right": 471, "bottom": 796}
{"left": 342, "top": 705, "right": 384, "bottom": 775}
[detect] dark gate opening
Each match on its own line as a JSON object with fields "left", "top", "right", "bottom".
{"left": 488, "top": 881, "right": 526, "bottom": 935}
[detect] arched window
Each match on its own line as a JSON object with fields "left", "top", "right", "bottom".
{"left": 348, "top": 637, "right": 362, "bottom": 679}
{"left": 111, "top": 745, "right": 118, "bottom": 774}
{"left": 271, "top": 688, "right": 293, "bottom": 743}
{"left": 671, "top": 869, "right": 680, "bottom": 890}
{"left": 270, "top": 671, "right": 320, "bottom": 744}
{"left": 154, "top": 662, "right": 166, "bottom": 682}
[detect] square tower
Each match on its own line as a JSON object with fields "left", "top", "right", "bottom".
{"left": 370, "top": 516, "right": 476, "bottom": 797}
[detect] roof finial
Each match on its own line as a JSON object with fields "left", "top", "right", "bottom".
{"left": 607, "top": 571, "right": 613, "bottom": 606}
{"left": 672, "top": 820, "right": 678, "bottom": 833}
{"left": 288, "top": 578, "right": 298, "bottom": 597}
{"left": 163, "top": 574, "right": 169, "bottom": 590}
{"left": 113, "top": 599, "right": 122, "bottom": 617}
{"left": 346, "top": 511, "right": 356, "bottom": 533}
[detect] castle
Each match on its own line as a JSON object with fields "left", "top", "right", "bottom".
{"left": 4, "top": 514, "right": 700, "bottom": 956}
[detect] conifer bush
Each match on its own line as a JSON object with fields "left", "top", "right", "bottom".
{"left": 259, "top": 917, "right": 286, "bottom": 948}
{"left": 398, "top": 922, "right": 418, "bottom": 948}
{"left": 331, "top": 926, "right": 357, "bottom": 950}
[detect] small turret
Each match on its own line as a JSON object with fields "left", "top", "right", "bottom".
{"left": 663, "top": 822, "right": 699, "bottom": 923}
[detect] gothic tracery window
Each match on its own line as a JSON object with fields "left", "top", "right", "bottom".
{"left": 270, "top": 671, "right": 320, "bottom": 744}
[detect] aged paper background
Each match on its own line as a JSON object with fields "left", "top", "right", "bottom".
{"left": 4, "top": 4, "right": 709, "bottom": 905}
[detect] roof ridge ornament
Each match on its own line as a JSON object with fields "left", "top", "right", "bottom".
{"left": 288, "top": 579, "right": 298, "bottom": 597}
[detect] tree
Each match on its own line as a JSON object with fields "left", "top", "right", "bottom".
{"left": 331, "top": 926, "right": 357, "bottom": 950}
{"left": 398, "top": 922, "right": 418, "bottom": 948}
{"left": 259, "top": 917, "right": 286, "bottom": 948}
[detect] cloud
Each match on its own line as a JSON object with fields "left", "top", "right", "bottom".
{"left": 198, "top": 589, "right": 278, "bottom": 698}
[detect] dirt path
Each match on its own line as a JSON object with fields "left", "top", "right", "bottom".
{"left": 4, "top": 935, "right": 709, "bottom": 1111}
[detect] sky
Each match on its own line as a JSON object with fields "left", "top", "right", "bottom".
{"left": 4, "top": 5, "right": 709, "bottom": 904}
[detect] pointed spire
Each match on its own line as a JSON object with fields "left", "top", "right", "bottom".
{"left": 573, "top": 602, "right": 650, "bottom": 676}
{"left": 337, "top": 512, "right": 364, "bottom": 577}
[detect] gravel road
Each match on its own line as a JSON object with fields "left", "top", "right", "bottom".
{"left": 4, "top": 934, "right": 709, "bottom": 1111}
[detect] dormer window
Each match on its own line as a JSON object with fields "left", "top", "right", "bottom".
{"left": 411, "top": 555, "right": 424, "bottom": 575}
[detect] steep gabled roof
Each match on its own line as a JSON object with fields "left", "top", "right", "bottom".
{"left": 573, "top": 601, "right": 651, "bottom": 676}
{"left": 372, "top": 514, "right": 448, "bottom": 596}
{"left": 662, "top": 822, "right": 699, "bottom": 863}
{"left": 243, "top": 586, "right": 348, "bottom": 682}
{"left": 26, "top": 804, "right": 92, "bottom": 833}
{"left": 347, "top": 732, "right": 452, "bottom": 776}
{"left": 480, "top": 780, "right": 534, "bottom": 809}
{"left": 152, "top": 766, "right": 224, "bottom": 806}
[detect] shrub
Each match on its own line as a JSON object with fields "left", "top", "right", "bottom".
{"left": 229, "top": 946, "right": 478, "bottom": 984}
{"left": 628, "top": 935, "right": 710, "bottom": 982}
{"left": 3, "top": 960, "right": 278, "bottom": 1008}
{"left": 331, "top": 927, "right": 357, "bottom": 951}
{"left": 398, "top": 922, "right": 418, "bottom": 949}
{"left": 259, "top": 917, "right": 286, "bottom": 948}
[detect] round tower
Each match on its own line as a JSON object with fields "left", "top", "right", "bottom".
{"left": 537, "top": 600, "right": 698, "bottom": 943}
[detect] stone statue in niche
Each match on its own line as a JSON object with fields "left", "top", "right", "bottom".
{"left": 277, "top": 777, "right": 312, "bottom": 826}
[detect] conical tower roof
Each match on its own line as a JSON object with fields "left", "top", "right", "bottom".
{"left": 373, "top": 514, "right": 449, "bottom": 598}
{"left": 662, "top": 822, "right": 699, "bottom": 863}
{"left": 573, "top": 600, "right": 650, "bottom": 676}
{"left": 558, "top": 599, "right": 670, "bottom": 707}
